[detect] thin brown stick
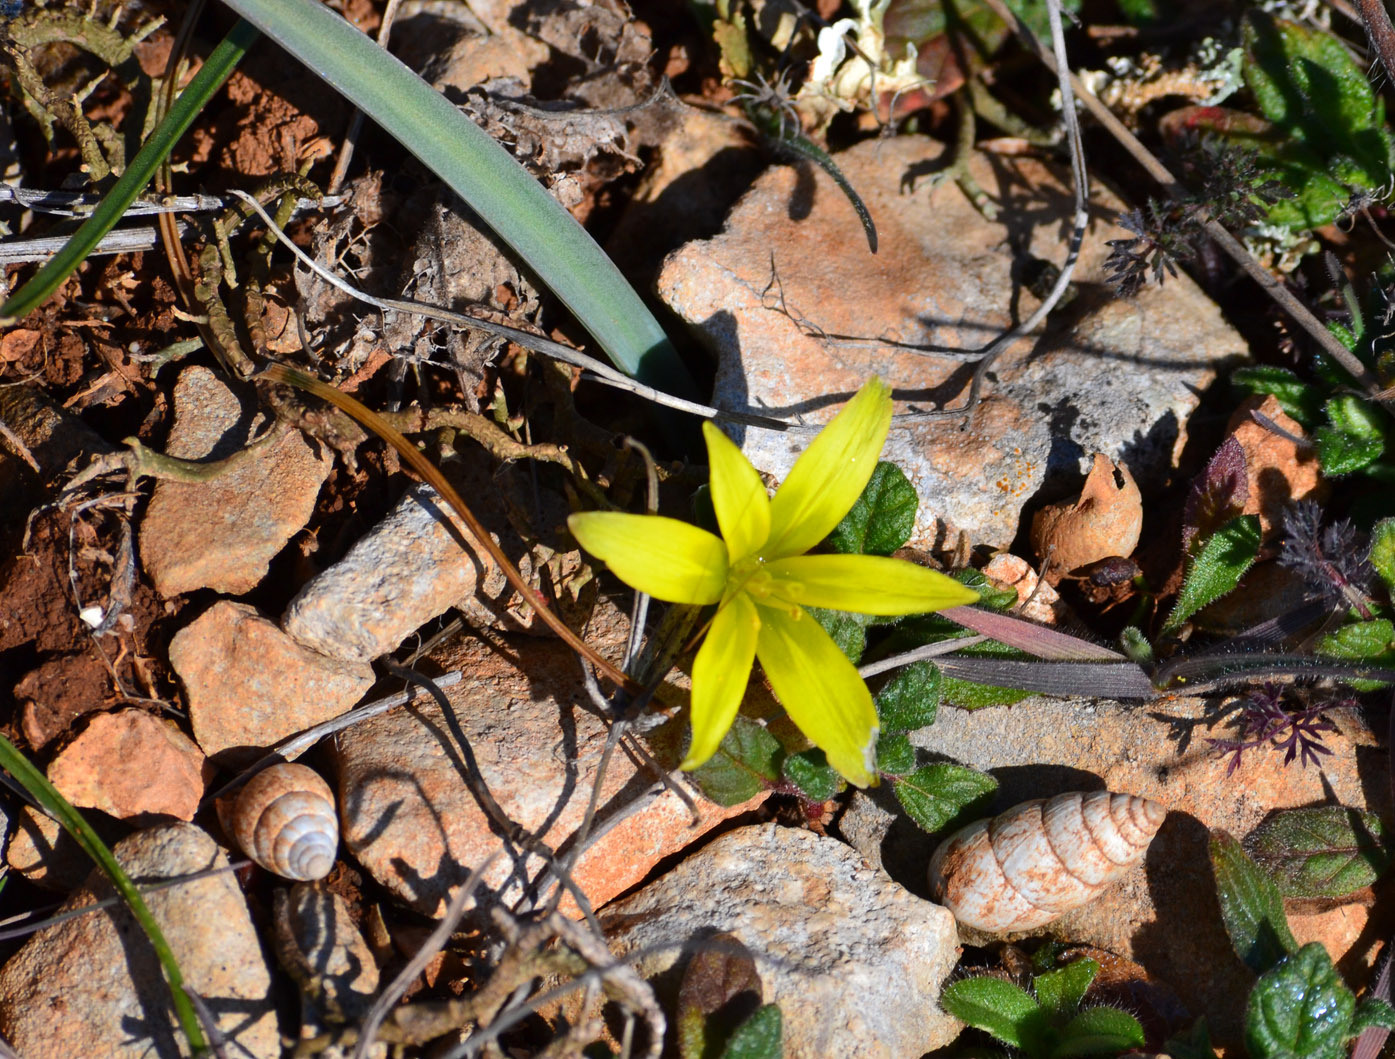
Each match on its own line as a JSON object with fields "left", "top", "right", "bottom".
{"left": 981, "top": 0, "right": 1383, "bottom": 395}
{"left": 260, "top": 362, "right": 642, "bottom": 694}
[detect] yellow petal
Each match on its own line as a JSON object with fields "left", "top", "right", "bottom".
{"left": 703, "top": 422, "right": 771, "bottom": 562}
{"left": 754, "top": 603, "right": 879, "bottom": 787}
{"left": 568, "top": 512, "right": 727, "bottom": 604}
{"left": 766, "top": 377, "right": 893, "bottom": 558}
{"left": 683, "top": 592, "right": 760, "bottom": 770}
{"left": 764, "top": 554, "right": 980, "bottom": 615}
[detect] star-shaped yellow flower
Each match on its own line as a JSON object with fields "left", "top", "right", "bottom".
{"left": 568, "top": 378, "right": 978, "bottom": 786}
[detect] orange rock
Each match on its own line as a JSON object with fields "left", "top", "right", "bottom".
{"left": 1226, "top": 395, "right": 1325, "bottom": 539}
{"left": 46, "top": 709, "right": 213, "bottom": 822}
{"left": 1030, "top": 454, "right": 1143, "bottom": 576}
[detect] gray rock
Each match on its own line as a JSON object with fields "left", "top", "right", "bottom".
{"left": 138, "top": 366, "right": 332, "bottom": 596}
{"left": 274, "top": 883, "right": 381, "bottom": 1055}
{"left": 335, "top": 610, "right": 764, "bottom": 917}
{"left": 656, "top": 136, "right": 1249, "bottom": 549}
{"left": 169, "top": 600, "right": 375, "bottom": 764}
{"left": 0, "top": 822, "right": 279, "bottom": 1058}
{"left": 282, "top": 482, "right": 506, "bottom": 665}
{"left": 599, "top": 822, "right": 962, "bottom": 1059}
{"left": 905, "top": 695, "right": 1387, "bottom": 1045}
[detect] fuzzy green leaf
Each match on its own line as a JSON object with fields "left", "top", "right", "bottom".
{"left": 873, "top": 733, "right": 916, "bottom": 776}
{"left": 1245, "top": 943, "right": 1355, "bottom": 1059}
{"left": 1231, "top": 366, "right": 1324, "bottom": 428}
{"left": 782, "top": 749, "right": 838, "bottom": 802}
{"left": 1316, "top": 621, "right": 1395, "bottom": 692}
{"left": 827, "top": 461, "right": 918, "bottom": 556}
{"left": 1210, "top": 829, "right": 1299, "bottom": 975}
{"left": 874, "top": 662, "right": 940, "bottom": 733}
{"left": 1316, "top": 395, "right": 1386, "bottom": 475}
{"left": 691, "top": 717, "right": 782, "bottom": 806}
{"left": 940, "top": 976, "right": 1042, "bottom": 1049}
{"left": 1247, "top": 807, "right": 1392, "bottom": 898}
{"left": 806, "top": 606, "right": 868, "bottom": 664}
{"left": 1032, "top": 958, "right": 1098, "bottom": 1018}
{"left": 894, "top": 763, "right": 998, "bottom": 833}
{"left": 1242, "top": 13, "right": 1392, "bottom": 198}
{"left": 1370, "top": 518, "right": 1395, "bottom": 593}
{"left": 1164, "top": 515, "right": 1261, "bottom": 633}
{"left": 720, "top": 1005, "right": 783, "bottom": 1059}
{"left": 1052, "top": 1006, "right": 1148, "bottom": 1057}
{"left": 1352, "top": 997, "right": 1395, "bottom": 1036}
{"left": 1166, "top": 1017, "right": 1222, "bottom": 1059}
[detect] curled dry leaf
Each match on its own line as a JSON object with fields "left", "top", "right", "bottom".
{"left": 1030, "top": 454, "right": 1143, "bottom": 575}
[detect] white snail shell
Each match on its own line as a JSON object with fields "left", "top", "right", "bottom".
{"left": 927, "top": 790, "right": 1165, "bottom": 933}
{"left": 230, "top": 763, "right": 338, "bottom": 881}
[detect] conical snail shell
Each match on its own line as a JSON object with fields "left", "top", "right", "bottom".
{"left": 927, "top": 791, "right": 1165, "bottom": 933}
{"left": 230, "top": 763, "right": 338, "bottom": 881}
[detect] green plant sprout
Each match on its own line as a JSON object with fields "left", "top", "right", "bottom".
{"left": 568, "top": 378, "right": 978, "bottom": 787}
{"left": 1181, "top": 831, "right": 1395, "bottom": 1059}
{"left": 939, "top": 955, "right": 1147, "bottom": 1058}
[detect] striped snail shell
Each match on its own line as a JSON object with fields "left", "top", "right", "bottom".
{"left": 230, "top": 763, "right": 338, "bottom": 881}
{"left": 928, "top": 790, "right": 1165, "bottom": 933}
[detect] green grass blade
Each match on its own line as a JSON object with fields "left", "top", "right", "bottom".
{"left": 0, "top": 734, "right": 208, "bottom": 1054}
{"left": 215, "top": 0, "right": 694, "bottom": 396}
{"left": 0, "top": 19, "right": 257, "bottom": 326}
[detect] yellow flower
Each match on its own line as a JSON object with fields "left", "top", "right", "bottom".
{"left": 568, "top": 378, "right": 978, "bottom": 786}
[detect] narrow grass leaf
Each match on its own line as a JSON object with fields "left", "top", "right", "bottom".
{"left": 216, "top": 0, "right": 693, "bottom": 393}
{"left": 0, "top": 20, "right": 258, "bottom": 325}
{"left": 0, "top": 735, "right": 207, "bottom": 1053}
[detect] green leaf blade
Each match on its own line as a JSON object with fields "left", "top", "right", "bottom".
{"left": 940, "top": 976, "right": 1041, "bottom": 1048}
{"left": 721, "top": 1004, "right": 783, "bottom": 1059}
{"left": 827, "top": 461, "right": 918, "bottom": 555}
{"left": 1209, "top": 829, "right": 1299, "bottom": 975}
{"left": 1052, "top": 1006, "right": 1147, "bottom": 1057}
{"left": 894, "top": 762, "right": 997, "bottom": 833}
{"left": 873, "top": 661, "right": 940, "bottom": 734}
{"left": 1244, "top": 943, "right": 1355, "bottom": 1059}
{"left": 1247, "top": 806, "right": 1391, "bottom": 898}
{"left": 1032, "top": 958, "right": 1098, "bottom": 1018}
{"left": 691, "top": 717, "right": 783, "bottom": 806}
{"left": 1164, "top": 515, "right": 1261, "bottom": 633}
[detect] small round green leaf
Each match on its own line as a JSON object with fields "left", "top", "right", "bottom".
{"left": 1245, "top": 943, "right": 1355, "bottom": 1059}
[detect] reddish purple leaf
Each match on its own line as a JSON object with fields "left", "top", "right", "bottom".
{"left": 1182, "top": 437, "right": 1250, "bottom": 550}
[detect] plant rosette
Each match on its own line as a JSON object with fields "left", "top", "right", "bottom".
{"left": 568, "top": 378, "right": 978, "bottom": 787}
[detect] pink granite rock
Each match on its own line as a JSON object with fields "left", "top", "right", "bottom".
{"left": 169, "top": 600, "right": 375, "bottom": 763}
{"left": 47, "top": 709, "right": 211, "bottom": 822}
{"left": 138, "top": 366, "right": 332, "bottom": 596}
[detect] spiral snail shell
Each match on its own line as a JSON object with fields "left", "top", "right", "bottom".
{"left": 229, "top": 763, "right": 338, "bottom": 881}
{"left": 928, "top": 790, "right": 1165, "bottom": 933}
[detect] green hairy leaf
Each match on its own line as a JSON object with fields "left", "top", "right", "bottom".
{"left": 1209, "top": 830, "right": 1299, "bottom": 975}
{"left": 721, "top": 1005, "right": 783, "bottom": 1059}
{"left": 827, "top": 461, "right": 918, "bottom": 556}
{"left": 1231, "top": 366, "right": 1324, "bottom": 427}
{"left": 894, "top": 763, "right": 998, "bottom": 833}
{"left": 1370, "top": 518, "right": 1395, "bottom": 593}
{"left": 782, "top": 750, "right": 839, "bottom": 802}
{"left": 1164, "top": 515, "right": 1261, "bottom": 633}
{"left": 1053, "top": 1006, "right": 1147, "bottom": 1056}
{"left": 1245, "top": 943, "right": 1355, "bottom": 1059}
{"left": 806, "top": 606, "right": 869, "bottom": 664}
{"left": 1032, "top": 958, "right": 1098, "bottom": 1018}
{"left": 1316, "top": 396, "right": 1386, "bottom": 475}
{"left": 873, "top": 733, "right": 917, "bottom": 776}
{"left": 1351, "top": 997, "right": 1395, "bottom": 1037}
{"left": 940, "top": 977, "right": 1041, "bottom": 1049}
{"left": 874, "top": 662, "right": 940, "bottom": 734}
{"left": 1247, "top": 807, "right": 1392, "bottom": 898}
{"left": 692, "top": 717, "right": 782, "bottom": 806}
